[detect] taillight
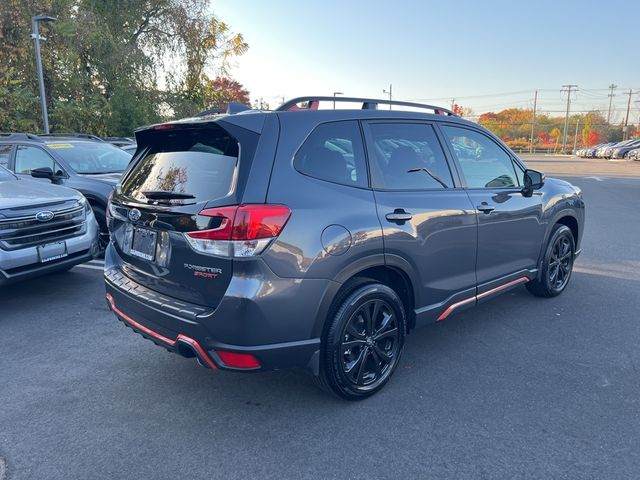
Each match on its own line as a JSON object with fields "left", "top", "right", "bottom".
{"left": 184, "top": 204, "right": 291, "bottom": 258}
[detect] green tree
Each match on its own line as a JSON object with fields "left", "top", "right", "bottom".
{"left": 0, "top": 0, "right": 248, "bottom": 135}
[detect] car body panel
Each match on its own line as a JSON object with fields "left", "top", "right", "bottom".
{"left": 103, "top": 105, "right": 586, "bottom": 374}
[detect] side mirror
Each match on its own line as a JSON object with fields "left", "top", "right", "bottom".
{"left": 30, "top": 167, "right": 55, "bottom": 179}
{"left": 522, "top": 169, "right": 545, "bottom": 197}
{"left": 30, "top": 167, "right": 64, "bottom": 184}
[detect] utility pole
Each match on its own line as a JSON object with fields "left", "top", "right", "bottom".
{"left": 529, "top": 90, "right": 538, "bottom": 153}
{"left": 31, "top": 15, "right": 57, "bottom": 134}
{"left": 383, "top": 84, "right": 393, "bottom": 110}
{"left": 607, "top": 83, "right": 617, "bottom": 124}
{"left": 573, "top": 118, "right": 580, "bottom": 153}
{"left": 561, "top": 85, "right": 578, "bottom": 152}
{"left": 450, "top": 98, "right": 455, "bottom": 110}
{"left": 623, "top": 89, "right": 634, "bottom": 140}
{"left": 332, "top": 91, "right": 343, "bottom": 109}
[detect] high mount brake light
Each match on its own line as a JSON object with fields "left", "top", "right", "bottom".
{"left": 185, "top": 204, "right": 291, "bottom": 257}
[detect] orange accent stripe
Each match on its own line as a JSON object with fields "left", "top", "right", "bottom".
{"left": 476, "top": 276, "right": 529, "bottom": 300}
{"left": 436, "top": 296, "right": 476, "bottom": 321}
{"left": 105, "top": 293, "right": 217, "bottom": 369}
{"left": 176, "top": 334, "right": 217, "bottom": 369}
{"left": 437, "top": 276, "right": 529, "bottom": 322}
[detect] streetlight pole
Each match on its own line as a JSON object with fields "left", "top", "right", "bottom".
{"left": 383, "top": 84, "right": 392, "bottom": 110}
{"left": 332, "top": 91, "right": 343, "bottom": 109}
{"left": 31, "top": 15, "right": 56, "bottom": 134}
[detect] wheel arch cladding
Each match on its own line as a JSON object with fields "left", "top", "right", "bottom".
{"left": 556, "top": 215, "right": 579, "bottom": 245}
{"left": 319, "top": 265, "right": 415, "bottom": 336}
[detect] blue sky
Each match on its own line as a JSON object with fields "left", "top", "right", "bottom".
{"left": 213, "top": 0, "right": 640, "bottom": 121}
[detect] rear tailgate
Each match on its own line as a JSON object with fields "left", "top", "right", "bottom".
{"left": 108, "top": 120, "right": 260, "bottom": 308}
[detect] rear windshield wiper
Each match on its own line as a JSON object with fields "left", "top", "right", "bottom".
{"left": 142, "top": 190, "right": 196, "bottom": 201}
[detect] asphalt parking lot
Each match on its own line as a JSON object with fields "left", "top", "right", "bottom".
{"left": 1, "top": 157, "right": 639, "bottom": 479}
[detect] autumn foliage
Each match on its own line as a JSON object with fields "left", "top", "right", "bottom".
{"left": 477, "top": 108, "right": 625, "bottom": 151}
{"left": 205, "top": 77, "right": 251, "bottom": 108}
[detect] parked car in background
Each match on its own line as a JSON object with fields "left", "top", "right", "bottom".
{"left": 0, "top": 165, "right": 99, "bottom": 284}
{"left": 104, "top": 96, "right": 585, "bottom": 399}
{"left": 584, "top": 143, "right": 612, "bottom": 158}
{"left": 628, "top": 148, "right": 640, "bottom": 161}
{"left": 0, "top": 133, "right": 132, "bottom": 251}
{"left": 601, "top": 140, "right": 635, "bottom": 159}
{"left": 103, "top": 136, "right": 136, "bottom": 148}
{"left": 120, "top": 144, "right": 137, "bottom": 156}
{"left": 611, "top": 139, "right": 640, "bottom": 159}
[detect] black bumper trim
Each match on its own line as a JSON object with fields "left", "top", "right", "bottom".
{"left": 0, "top": 249, "right": 94, "bottom": 285}
{"left": 105, "top": 278, "right": 321, "bottom": 372}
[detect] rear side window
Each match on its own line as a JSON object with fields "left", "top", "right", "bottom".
{"left": 365, "top": 123, "right": 453, "bottom": 190}
{"left": 121, "top": 126, "right": 239, "bottom": 203}
{"left": 294, "top": 121, "right": 368, "bottom": 188}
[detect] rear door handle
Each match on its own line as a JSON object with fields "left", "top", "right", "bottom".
{"left": 386, "top": 210, "right": 413, "bottom": 223}
{"left": 476, "top": 204, "right": 495, "bottom": 214}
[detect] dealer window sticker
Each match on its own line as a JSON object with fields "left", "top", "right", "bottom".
{"left": 46, "top": 143, "right": 74, "bottom": 149}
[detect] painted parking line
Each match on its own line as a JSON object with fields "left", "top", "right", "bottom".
{"left": 87, "top": 259, "right": 105, "bottom": 265}
{"left": 75, "top": 264, "right": 104, "bottom": 271}
{"left": 585, "top": 176, "right": 604, "bottom": 181}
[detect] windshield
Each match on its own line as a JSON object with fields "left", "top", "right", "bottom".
{"left": 0, "top": 165, "right": 17, "bottom": 181}
{"left": 46, "top": 142, "right": 132, "bottom": 174}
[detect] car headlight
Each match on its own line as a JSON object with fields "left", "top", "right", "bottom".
{"left": 79, "top": 196, "right": 92, "bottom": 214}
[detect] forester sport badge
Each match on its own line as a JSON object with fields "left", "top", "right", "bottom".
{"left": 35, "top": 210, "right": 54, "bottom": 222}
{"left": 128, "top": 208, "right": 141, "bottom": 222}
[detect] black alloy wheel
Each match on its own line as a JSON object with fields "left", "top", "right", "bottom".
{"left": 526, "top": 224, "right": 575, "bottom": 298}
{"left": 316, "top": 282, "right": 406, "bottom": 400}
{"left": 340, "top": 298, "right": 401, "bottom": 388}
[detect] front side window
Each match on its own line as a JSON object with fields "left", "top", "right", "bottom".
{"left": 441, "top": 125, "right": 520, "bottom": 188}
{"left": 366, "top": 123, "right": 453, "bottom": 190}
{"left": 14, "top": 146, "right": 62, "bottom": 175}
{"left": 294, "top": 121, "right": 367, "bottom": 188}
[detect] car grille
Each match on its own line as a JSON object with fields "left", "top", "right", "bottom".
{"left": 0, "top": 201, "right": 86, "bottom": 250}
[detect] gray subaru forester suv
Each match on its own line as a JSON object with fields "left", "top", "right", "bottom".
{"left": 105, "top": 97, "right": 585, "bottom": 399}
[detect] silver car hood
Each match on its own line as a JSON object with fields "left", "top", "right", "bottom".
{"left": 0, "top": 178, "right": 81, "bottom": 211}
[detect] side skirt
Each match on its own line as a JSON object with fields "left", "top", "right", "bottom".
{"left": 414, "top": 269, "right": 536, "bottom": 327}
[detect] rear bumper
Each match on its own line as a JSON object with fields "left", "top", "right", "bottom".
{"left": 105, "top": 290, "right": 320, "bottom": 372}
{"left": 104, "top": 247, "right": 332, "bottom": 373}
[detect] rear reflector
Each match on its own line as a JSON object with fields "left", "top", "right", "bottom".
{"left": 185, "top": 204, "right": 290, "bottom": 257}
{"left": 216, "top": 351, "right": 261, "bottom": 369}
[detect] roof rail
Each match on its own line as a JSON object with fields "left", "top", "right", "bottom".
{"left": 38, "top": 133, "right": 104, "bottom": 141}
{"left": 0, "top": 133, "right": 43, "bottom": 141}
{"left": 276, "top": 96, "right": 457, "bottom": 116}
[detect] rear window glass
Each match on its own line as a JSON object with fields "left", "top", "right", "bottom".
{"left": 294, "top": 121, "right": 368, "bottom": 188}
{"left": 120, "top": 127, "right": 239, "bottom": 203}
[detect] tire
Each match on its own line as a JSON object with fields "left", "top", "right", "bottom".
{"left": 526, "top": 224, "right": 575, "bottom": 298}
{"left": 315, "top": 282, "right": 406, "bottom": 400}
{"left": 90, "top": 205, "right": 108, "bottom": 256}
